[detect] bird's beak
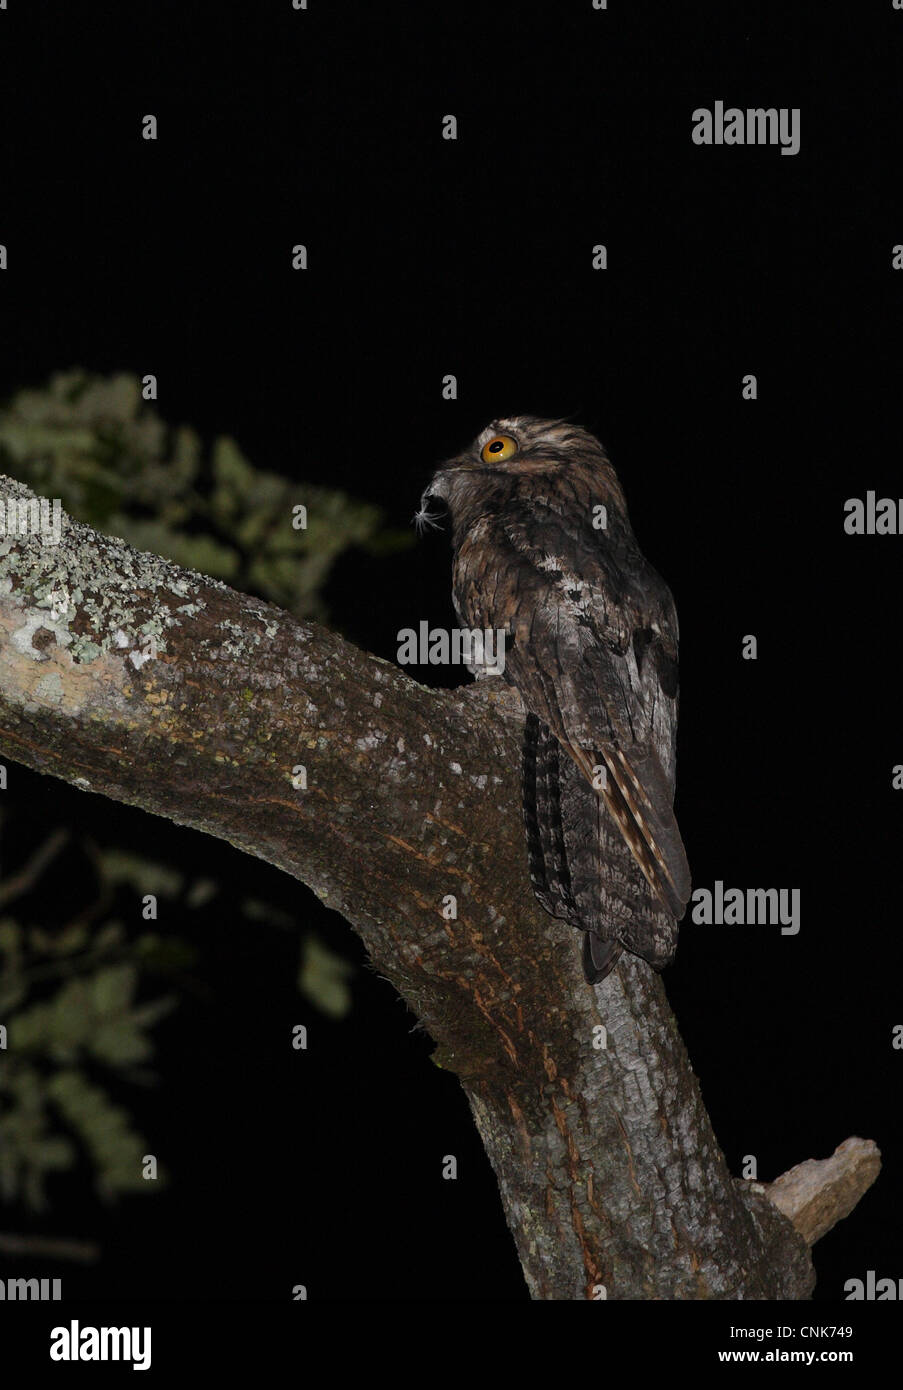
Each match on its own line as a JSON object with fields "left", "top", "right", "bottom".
{"left": 413, "top": 456, "right": 469, "bottom": 533}
{"left": 413, "top": 476, "right": 445, "bottom": 534}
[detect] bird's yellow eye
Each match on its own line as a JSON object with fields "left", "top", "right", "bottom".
{"left": 481, "top": 434, "right": 518, "bottom": 463}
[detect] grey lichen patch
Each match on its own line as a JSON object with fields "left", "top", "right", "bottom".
{"left": 381, "top": 753, "right": 412, "bottom": 786}
{"left": 213, "top": 618, "right": 261, "bottom": 658}
{"left": 355, "top": 731, "right": 386, "bottom": 752}
{"left": 33, "top": 671, "right": 64, "bottom": 706}
{"left": 0, "top": 474, "right": 222, "bottom": 664}
{"left": 70, "top": 637, "right": 103, "bottom": 663}
{"left": 11, "top": 609, "right": 74, "bottom": 660}
{"left": 212, "top": 614, "right": 285, "bottom": 660}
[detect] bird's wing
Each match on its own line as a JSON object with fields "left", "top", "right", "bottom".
{"left": 453, "top": 496, "right": 690, "bottom": 929}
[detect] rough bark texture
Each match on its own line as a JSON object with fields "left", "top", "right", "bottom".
{"left": 0, "top": 478, "right": 874, "bottom": 1298}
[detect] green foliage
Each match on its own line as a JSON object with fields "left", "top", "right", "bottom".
{"left": 0, "top": 918, "right": 171, "bottom": 1210}
{"left": 0, "top": 369, "right": 410, "bottom": 621}
{"left": 0, "top": 834, "right": 354, "bottom": 1213}
{"left": 48, "top": 1072, "right": 156, "bottom": 1201}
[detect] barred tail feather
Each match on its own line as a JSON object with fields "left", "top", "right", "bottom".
{"left": 522, "top": 714, "right": 625, "bottom": 981}
{"left": 521, "top": 712, "right": 579, "bottom": 926}
{"left": 521, "top": 716, "right": 686, "bottom": 980}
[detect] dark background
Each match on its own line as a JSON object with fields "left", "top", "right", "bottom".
{"left": 0, "top": 0, "right": 900, "bottom": 1304}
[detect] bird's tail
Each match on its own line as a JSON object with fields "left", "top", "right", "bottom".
{"left": 523, "top": 713, "right": 626, "bottom": 982}
{"left": 522, "top": 713, "right": 684, "bottom": 981}
{"left": 521, "top": 712, "right": 579, "bottom": 926}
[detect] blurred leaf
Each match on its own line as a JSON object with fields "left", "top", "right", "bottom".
{"left": 135, "top": 933, "right": 199, "bottom": 971}
{"left": 94, "top": 921, "right": 126, "bottom": 951}
{"left": 92, "top": 964, "right": 137, "bottom": 1014}
{"left": 33, "top": 1136, "right": 76, "bottom": 1170}
{"left": 129, "top": 995, "right": 176, "bottom": 1030}
{"left": 241, "top": 897, "right": 295, "bottom": 930}
{"left": 28, "top": 921, "right": 90, "bottom": 956}
{"left": 298, "top": 938, "right": 354, "bottom": 1019}
{"left": 99, "top": 851, "right": 184, "bottom": 897}
{"left": 90, "top": 1020, "right": 152, "bottom": 1066}
{"left": 211, "top": 435, "right": 256, "bottom": 506}
{"left": 0, "top": 919, "right": 23, "bottom": 955}
{"left": 48, "top": 978, "right": 93, "bottom": 1051}
{"left": 185, "top": 878, "right": 217, "bottom": 909}
{"left": 0, "top": 978, "right": 26, "bottom": 1016}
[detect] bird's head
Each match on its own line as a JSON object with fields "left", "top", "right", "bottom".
{"left": 414, "top": 416, "right": 613, "bottom": 533}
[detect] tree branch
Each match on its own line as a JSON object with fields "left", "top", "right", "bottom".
{"left": 0, "top": 477, "right": 877, "bottom": 1298}
{"left": 761, "top": 1138, "right": 881, "bottom": 1247}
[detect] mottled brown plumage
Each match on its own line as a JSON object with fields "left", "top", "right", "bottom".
{"left": 417, "top": 416, "right": 691, "bottom": 982}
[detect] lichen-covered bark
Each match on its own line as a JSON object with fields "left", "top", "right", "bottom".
{"left": 0, "top": 477, "right": 817, "bottom": 1297}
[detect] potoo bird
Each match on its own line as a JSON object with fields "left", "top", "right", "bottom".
{"left": 416, "top": 416, "right": 691, "bottom": 983}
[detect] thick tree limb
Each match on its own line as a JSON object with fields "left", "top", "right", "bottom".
{"left": 0, "top": 479, "right": 877, "bottom": 1298}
